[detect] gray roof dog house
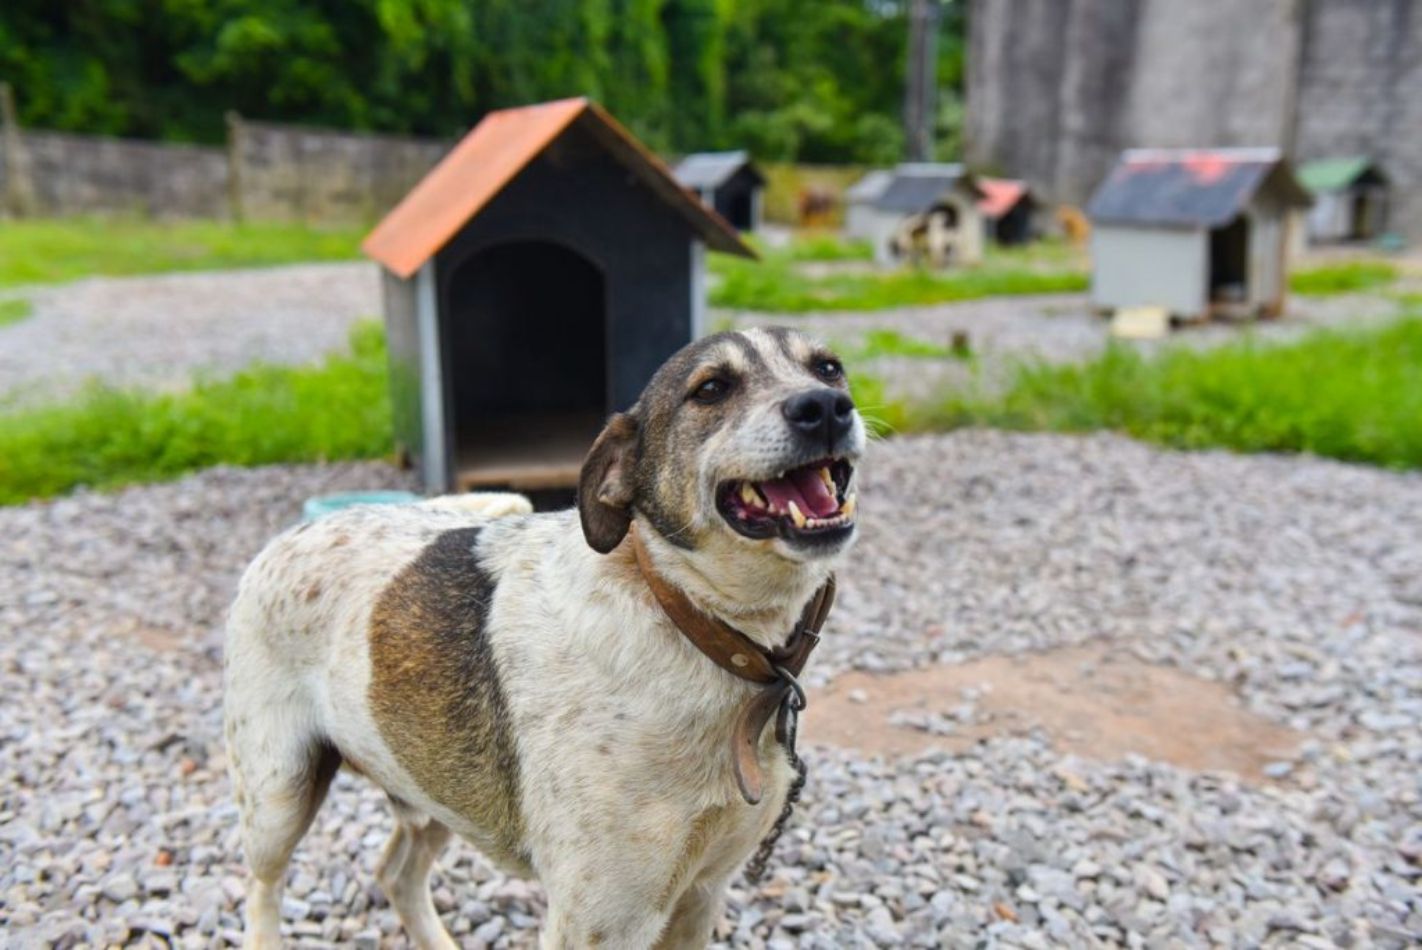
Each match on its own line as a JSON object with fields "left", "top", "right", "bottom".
{"left": 674, "top": 150, "right": 766, "bottom": 231}
{"left": 363, "top": 98, "right": 752, "bottom": 494}
{"left": 1298, "top": 157, "right": 1389, "bottom": 244}
{"left": 843, "top": 169, "right": 894, "bottom": 241}
{"left": 1087, "top": 149, "right": 1311, "bottom": 320}
{"left": 848, "top": 164, "right": 984, "bottom": 266}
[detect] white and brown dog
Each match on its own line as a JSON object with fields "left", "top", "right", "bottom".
{"left": 223, "top": 327, "right": 865, "bottom": 948}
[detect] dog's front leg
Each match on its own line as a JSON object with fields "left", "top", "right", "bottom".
{"left": 653, "top": 877, "right": 731, "bottom": 949}
{"left": 539, "top": 901, "right": 670, "bottom": 950}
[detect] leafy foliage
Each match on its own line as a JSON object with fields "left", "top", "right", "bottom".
{"left": 0, "top": 0, "right": 965, "bottom": 162}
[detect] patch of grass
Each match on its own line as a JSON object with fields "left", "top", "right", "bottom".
{"left": 0, "top": 218, "right": 364, "bottom": 288}
{"left": 710, "top": 255, "right": 1087, "bottom": 312}
{"left": 1289, "top": 260, "right": 1398, "bottom": 296}
{"left": 926, "top": 316, "right": 1422, "bottom": 469}
{"left": 847, "top": 372, "right": 912, "bottom": 438}
{"left": 0, "top": 322, "right": 392, "bottom": 504}
{"left": 849, "top": 329, "right": 966, "bottom": 361}
{"left": 0, "top": 298, "right": 32, "bottom": 327}
{"left": 781, "top": 233, "right": 874, "bottom": 262}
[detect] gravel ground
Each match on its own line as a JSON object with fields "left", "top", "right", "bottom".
{"left": 3, "top": 432, "right": 1420, "bottom": 947}
{"left": 0, "top": 263, "right": 380, "bottom": 407}
{"left": 726, "top": 291, "right": 1406, "bottom": 403}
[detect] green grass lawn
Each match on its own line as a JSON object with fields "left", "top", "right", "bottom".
{"left": 0, "top": 298, "right": 32, "bottom": 327}
{"left": 0, "top": 322, "right": 391, "bottom": 504}
{"left": 0, "top": 218, "right": 365, "bottom": 287}
{"left": 924, "top": 316, "right": 1422, "bottom": 469}
{"left": 711, "top": 255, "right": 1087, "bottom": 312}
{"left": 1288, "top": 260, "right": 1399, "bottom": 296}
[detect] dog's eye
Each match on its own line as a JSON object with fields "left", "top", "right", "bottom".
{"left": 690, "top": 377, "right": 732, "bottom": 404}
{"left": 813, "top": 358, "right": 844, "bottom": 382}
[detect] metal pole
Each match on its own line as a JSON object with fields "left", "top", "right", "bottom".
{"left": 1, "top": 82, "right": 36, "bottom": 217}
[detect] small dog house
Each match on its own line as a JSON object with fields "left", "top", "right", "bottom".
{"left": 363, "top": 98, "right": 752, "bottom": 494}
{"left": 1298, "top": 157, "right": 1389, "bottom": 244}
{"left": 1087, "top": 148, "right": 1311, "bottom": 320}
{"left": 674, "top": 151, "right": 765, "bottom": 231}
{"left": 855, "top": 164, "right": 984, "bottom": 267}
{"left": 978, "top": 177, "right": 1039, "bottom": 245}
{"left": 843, "top": 170, "right": 894, "bottom": 241}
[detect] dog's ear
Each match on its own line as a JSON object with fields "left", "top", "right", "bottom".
{"left": 579, "top": 412, "right": 639, "bottom": 554}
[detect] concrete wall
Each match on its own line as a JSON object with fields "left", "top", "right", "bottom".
{"left": 967, "top": 0, "right": 1422, "bottom": 238}
{"left": 0, "top": 116, "right": 451, "bottom": 224}
{"left": 232, "top": 119, "right": 449, "bottom": 224}
{"left": 0, "top": 130, "right": 229, "bottom": 218}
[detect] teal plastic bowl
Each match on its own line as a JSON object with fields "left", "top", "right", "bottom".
{"left": 302, "top": 490, "right": 421, "bottom": 522}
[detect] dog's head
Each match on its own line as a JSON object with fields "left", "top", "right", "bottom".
{"left": 579, "top": 327, "right": 863, "bottom": 565}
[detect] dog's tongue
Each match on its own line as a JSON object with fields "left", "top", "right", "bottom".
{"left": 759, "top": 467, "right": 839, "bottom": 518}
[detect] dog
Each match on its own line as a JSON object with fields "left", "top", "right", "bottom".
{"left": 223, "top": 327, "right": 865, "bottom": 948}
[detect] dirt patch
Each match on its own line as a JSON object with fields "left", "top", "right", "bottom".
{"left": 807, "top": 645, "right": 1302, "bottom": 782}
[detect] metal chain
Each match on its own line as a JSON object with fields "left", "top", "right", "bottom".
{"left": 743, "top": 678, "right": 809, "bottom": 884}
{"left": 743, "top": 750, "right": 807, "bottom": 883}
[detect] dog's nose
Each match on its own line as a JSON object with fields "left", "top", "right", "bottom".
{"left": 782, "top": 389, "right": 855, "bottom": 446}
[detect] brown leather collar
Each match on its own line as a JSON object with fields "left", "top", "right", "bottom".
{"left": 629, "top": 525, "right": 835, "bottom": 804}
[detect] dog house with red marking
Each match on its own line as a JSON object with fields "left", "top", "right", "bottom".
{"left": 363, "top": 98, "right": 753, "bottom": 494}
{"left": 1087, "top": 148, "right": 1312, "bottom": 321}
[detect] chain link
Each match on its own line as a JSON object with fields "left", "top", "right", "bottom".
{"left": 743, "top": 689, "right": 808, "bottom": 884}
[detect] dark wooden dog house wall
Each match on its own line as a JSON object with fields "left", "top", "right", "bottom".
{"left": 364, "top": 98, "right": 753, "bottom": 493}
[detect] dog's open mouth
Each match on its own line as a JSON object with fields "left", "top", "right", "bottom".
{"left": 717, "top": 458, "right": 856, "bottom": 542}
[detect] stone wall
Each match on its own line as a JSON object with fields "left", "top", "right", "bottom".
{"left": 966, "top": 0, "right": 1422, "bottom": 237}
{"left": 230, "top": 119, "right": 450, "bottom": 224}
{"left": 0, "top": 117, "right": 451, "bottom": 224}
{"left": 0, "top": 130, "right": 229, "bottom": 218}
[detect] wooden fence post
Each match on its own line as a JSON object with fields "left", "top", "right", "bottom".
{"left": 225, "top": 110, "right": 246, "bottom": 222}
{"left": 1, "top": 82, "right": 37, "bottom": 217}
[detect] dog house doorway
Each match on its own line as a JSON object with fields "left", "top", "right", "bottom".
{"left": 1209, "top": 215, "right": 1249, "bottom": 306}
{"left": 445, "top": 240, "right": 608, "bottom": 490}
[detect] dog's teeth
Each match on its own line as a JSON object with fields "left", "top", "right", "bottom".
{"left": 818, "top": 466, "right": 834, "bottom": 491}
{"left": 787, "top": 500, "right": 807, "bottom": 528}
{"left": 840, "top": 494, "right": 856, "bottom": 518}
{"left": 740, "top": 483, "right": 762, "bottom": 507}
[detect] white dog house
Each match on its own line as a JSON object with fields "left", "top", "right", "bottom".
{"left": 1298, "top": 157, "right": 1389, "bottom": 244}
{"left": 853, "top": 164, "right": 983, "bottom": 267}
{"left": 843, "top": 170, "right": 893, "bottom": 241}
{"left": 1087, "top": 148, "right": 1311, "bottom": 320}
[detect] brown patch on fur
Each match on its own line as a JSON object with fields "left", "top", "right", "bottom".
{"left": 656, "top": 804, "right": 727, "bottom": 911}
{"left": 330, "top": 534, "right": 350, "bottom": 549}
{"left": 304, "top": 582, "right": 322, "bottom": 602}
{"left": 367, "top": 527, "right": 527, "bottom": 867}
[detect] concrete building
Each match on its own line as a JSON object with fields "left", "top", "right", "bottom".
{"left": 362, "top": 98, "right": 752, "bottom": 494}
{"left": 673, "top": 150, "right": 765, "bottom": 231}
{"left": 1087, "top": 148, "right": 1311, "bottom": 321}
{"left": 967, "top": 0, "right": 1422, "bottom": 240}
{"left": 1298, "top": 157, "right": 1390, "bottom": 243}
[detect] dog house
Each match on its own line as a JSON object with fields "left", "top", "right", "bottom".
{"left": 843, "top": 170, "right": 894, "bottom": 241}
{"left": 1087, "top": 149, "right": 1311, "bottom": 320}
{"left": 854, "top": 164, "right": 984, "bottom": 267}
{"left": 673, "top": 151, "right": 766, "bottom": 231}
{"left": 978, "top": 177, "right": 1039, "bottom": 245}
{"left": 363, "top": 98, "right": 752, "bottom": 494}
{"left": 1298, "top": 157, "right": 1389, "bottom": 244}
